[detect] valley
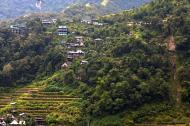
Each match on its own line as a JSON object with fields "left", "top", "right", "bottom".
{"left": 0, "top": 0, "right": 190, "bottom": 126}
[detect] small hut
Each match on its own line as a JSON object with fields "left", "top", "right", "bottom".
{"left": 61, "top": 63, "right": 69, "bottom": 68}
{"left": 81, "top": 60, "right": 88, "bottom": 65}
{"left": 10, "top": 120, "right": 19, "bottom": 126}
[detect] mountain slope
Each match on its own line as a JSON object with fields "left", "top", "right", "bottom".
{"left": 1, "top": 0, "right": 190, "bottom": 125}
{"left": 0, "top": 0, "right": 151, "bottom": 19}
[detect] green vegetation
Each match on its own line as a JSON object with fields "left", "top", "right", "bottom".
{"left": 0, "top": 0, "right": 190, "bottom": 125}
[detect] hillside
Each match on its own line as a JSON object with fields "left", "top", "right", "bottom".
{"left": 0, "top": 0, "right": 190, "bottom": 126}
{"left": 0, "top": 0, "right": 151, "bottom": 19}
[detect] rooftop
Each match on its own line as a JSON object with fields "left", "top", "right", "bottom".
{"left": 58, "top": 26, "right": 67, "bottom": 29}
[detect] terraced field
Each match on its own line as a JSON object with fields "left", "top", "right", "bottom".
{"left": 0, "top": 86, "right": 81, "bottom": 119}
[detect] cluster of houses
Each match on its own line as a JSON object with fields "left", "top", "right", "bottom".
{"left": 9, "top": 17, "right": 110, "bottom": 69}
{"left": 0, "top": 113, "right": 45, "bottom": 126}
{"left": 61, "top": 36, "right": 88, "bottom": 68}
{"left": 0, "top": 113, "right": 26, "bottom": 126}
{"left": 127, "top": 21, "right": 152, "bottom": 27}
{"left": 42, "top": 18, "right": 68, "bottom": 36}
{"left": 10, "top": 17, "right": 108, "bottom": 37}
{"left": 81, "top": 19, "right": 105, "bottom": 26}
{"left": 0, "top": 102, "right": 46, "bottom": 126}
{"left": 41, "top": 18, "right": 69, "bottom": 36}
{"left": 10, "top": 17, "right": 69, "bottom": 36}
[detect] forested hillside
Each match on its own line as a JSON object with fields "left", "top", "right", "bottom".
{"left": 0, "top": 19, "right": 65, "bottom": 86}
{"left": 0, "top": 0, "right": 151, "bottom": 19}
{"left": 0, "top": 0, "right": 190, "bottom": 125}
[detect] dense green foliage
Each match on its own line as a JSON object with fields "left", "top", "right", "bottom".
{"left": 0, "top": 0, "right": 190, "bottom": 125}
{"left": 0, "top": 20, "right": 66, "bottom": 86}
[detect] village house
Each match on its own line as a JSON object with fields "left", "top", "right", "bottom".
{"left": 81, "top": 19, "right": 92, "bottom": 24}
{"left": 67, "top": 50, "right": 85, "bottom": 57}
{"left": 75, "top": 36, "right": 85, "bottom": 46}
{"left": 18, "top": 113, "right": 26, "bottom": 125}
{"left": 35, "top": 117, "right": 45, "bottom": 126}
{"left": 41, "top": 19, "right": 52, "bottom": 25}
{"left": 93, "top": 22, "right": 104, "bottom": 26}
{"left": 10, "top": 120, "right": 19, "bottom": 126}
{"left": 0, "top": 113, "right": 27, "bottom": 126}
{"left": 6, "top": 114, "right": 15, "bottom": 120}
{"left": 81, "top": 60, "right": 88, "bottom": 65}
{"left": 75, "top": 36, "right": 84, "bottom": 43}
{"left": 60, "top": 40, "right": 66, "bottom": 45}
{"left": 0, "top": 118, "right": 6, "bottom": 126}
{"left": 52, "top": 18, "right": 57, "bottom": 24}
{"left": 127, "top": 22, "right": 134, "bottom": 26}
{"left": 66, "top": 43, "right": 84, "bottom": 49}
{"left": 67, "top": 50, "right": 85, "bottom": 61}
{"left": 67, "top": 55, "right": 74, "bottom": 61}
{"left": 61, "top": 63, "right": 69, "bottom": 68}
{"left": 57, "top": 26, "right": 68, "bottom": 36}
{"left": 41, "top": 18, "right": 57, "bottom": 25}
{"left": 10, "top": 102, "right": 16, "bottom": 113}
{"left": 10, "top": 25, "right": 27, "bottom": 36}
{"left": 94, "top": 38, "right": 103, "bottom": 41}
{"left": 19, "top": 120, "right": 26, "bottom": 125}
{"left": 91, "top": 19, "right": 104, "bottom": 26}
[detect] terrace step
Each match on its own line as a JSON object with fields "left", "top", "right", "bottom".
{"left": 15, "top": 91, "right": 38, "bottom": 93}
{"left": 0, "top": 99, "right": 12, "bottom": 102}
{"left": 22, "top": 103, "right": 66, "bottom": 107}
{"left": 0, "top": 102, "right": 10, "bottom": 105}
{"left": 29, "top": 114, "right": 47, "bottom": 117}
{"left": 0, "top": 96, "right": 12, "bottom": 99}
{"left": 0, "top": 105, "right": 6, "bottom": 108}
{"left": 24, "top": 101, "right": 71, "bottom": 104}
{"left": 16, "top": 110, "right": 54, "bottom": 113}
{"left": 20, "top": 97, "right": 81, "bottom": 101}
{"left": 31, "top": 95, "right": 79, "bottom": 98}
{"left": 16, "top": 108, "right": 56, "bottom": 111}
{"left": 37, "top": 92, "right": 66, "bottom": 95}
{"left": 1, "top": 93, "right": 23, "bottom": 96}
{"left": 18, "top": 88, "right": 40, "bottom": 90}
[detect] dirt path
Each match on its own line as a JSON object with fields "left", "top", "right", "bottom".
{"left": 167, "top": 35, "right": 181, "bottom": 107}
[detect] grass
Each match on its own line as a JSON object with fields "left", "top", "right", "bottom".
{"left": 89, "top": 102, "right": 190, "bottom": 126}
{"left": 91, "top": 115, "right": 123, "bottom": 126}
